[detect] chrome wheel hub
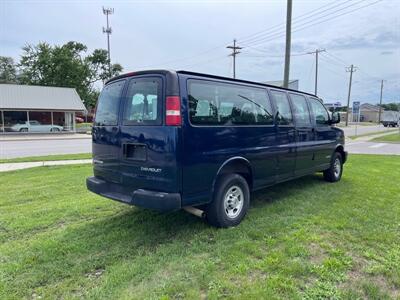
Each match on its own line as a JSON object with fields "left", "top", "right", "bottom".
{"left": 224, "top": 185, "right": 244, "bottom": 219}
{"left": 333, "top": 158, "right": 341, "bottom": 177}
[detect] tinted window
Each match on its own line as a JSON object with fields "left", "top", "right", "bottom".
{"left": 270, "top": 90, "right": 293, "bottom": 125}
{"left": 188, "top": 80, "right": 273, "bottom": 125}
{"left": 309, "top": 97, "right": 329, "bottom": 125}
{"left": 95, "top": 81, "right": 124, "bottom": 126}
{"left": 289, "top": 93, "right": 311, "bottom": 126}
{"left": 123, "top": 77, "right": 161, "bottom": 125}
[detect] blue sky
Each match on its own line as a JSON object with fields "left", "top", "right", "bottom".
{"left": 1, "top": 0, "right": 399, "bottom": 105}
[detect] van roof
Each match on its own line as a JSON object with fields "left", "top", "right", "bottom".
{"left": 106, "top": 69, "right": 319, "bottom": 99}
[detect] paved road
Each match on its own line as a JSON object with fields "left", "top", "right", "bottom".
{"left": 340, "top": 124, "right": 397, "bottom": 137}
{"left": 1, "top": 130, "right": 399, "bottom": 159}
{"left": 346, "top": 140, "right": 400, "bottom": 155}
{"left": 1, "top": 139, "right": 92, "bottom": 159}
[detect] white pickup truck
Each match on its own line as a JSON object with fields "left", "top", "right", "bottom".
{"left": 381, "top": 111, "right": 400, "bottom": 127}
{"left": 11, "top": 121, "right": 64, "bottom": 132}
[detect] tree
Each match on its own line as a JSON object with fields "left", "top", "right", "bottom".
{"left": 378, "top": 102, "right": 400, "bottom": 112}
{"left": 18, "top": 41, "right": 123, "bottom": 109}
{"left": 0, "top": 56, "right": 18, "bottom": 83}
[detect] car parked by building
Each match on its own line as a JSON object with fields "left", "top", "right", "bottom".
{"left": 11, "top": 120, "right": 64, "bottom": 132}
{"left": 87, "top": 70, "right": 347, "bottom": 227}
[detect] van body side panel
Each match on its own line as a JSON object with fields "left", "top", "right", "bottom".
{"left": 179, "top": 75, "right": 277, "bottom": 206}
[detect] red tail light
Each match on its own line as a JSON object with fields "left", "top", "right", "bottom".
{"left": 166, "top": 96, "right": 181, "bottom": 126}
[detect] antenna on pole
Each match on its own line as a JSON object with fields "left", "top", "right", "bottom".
{"left": 102, "top": 7, "right": 114, "bottom": 77}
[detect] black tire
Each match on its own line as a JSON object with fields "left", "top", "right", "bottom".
{"left": 19, "top": 128, "right": 28, "bottom": 132}
{"left": 51, "top": 128, "right": 60, "bottom": 132}
{"left": 206, "top": 174, "right": 250, "bottom": 228}
{"left": 323, "top": 152, "right": 343, "bottom": 182}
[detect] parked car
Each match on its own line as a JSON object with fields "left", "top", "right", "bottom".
{"left": 87, "top": 70, "right": 347, "bottom": 227}
{"left": 11, "top": 120, "right": 64, "bottom": 132}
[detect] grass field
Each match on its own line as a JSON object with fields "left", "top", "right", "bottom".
{"left": 1, "top": 155, "right": 399, "bottom": 299}
{"left": 0, "top": 153, "right": 92, "bottom": 164}
{"left": 371, "top": 132, "right": 400, "bottom": 143}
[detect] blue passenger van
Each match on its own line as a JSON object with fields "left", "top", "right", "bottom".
{"left": 87, "top": 70, "right": 347, "bottom": 227}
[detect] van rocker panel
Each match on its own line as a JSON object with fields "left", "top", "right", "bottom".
{"left": 86, "top": 176, "right": 181, "bottom": 212}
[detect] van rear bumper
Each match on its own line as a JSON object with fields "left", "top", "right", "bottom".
{"left": 86, "top": 176, "right": 181, "bottom": 212}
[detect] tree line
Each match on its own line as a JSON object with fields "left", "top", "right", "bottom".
{"left": 0, "top": 41, "right": 123, "bottom": 109}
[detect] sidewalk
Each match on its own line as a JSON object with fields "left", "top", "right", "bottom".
{"left": 348, "top": 129, "right": 399, "bottom": 142}
{"left": 0, "top": 133, "right": 92, "bottom": 142}
{"left": 0, "top": 159, "right": 92, "bottom": 172}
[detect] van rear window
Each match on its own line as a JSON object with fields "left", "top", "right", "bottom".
{"left": 123, "top": 77, "right": 162, "bottom": 125}
{"left": 94, "top": 80, "right": 125, "bottom": 126}
{"left": 188, "top": 80, "right": 273, "bottom": 126}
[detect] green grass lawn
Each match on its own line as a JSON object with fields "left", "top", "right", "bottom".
{"left": 0, "top": 153, "right": 92, "bottom": 164}
{"left": 1, "top": 155, "right": 399, "bottom": 299}
{"left": 371, "top": 132, "right": 400, "bottom": 143}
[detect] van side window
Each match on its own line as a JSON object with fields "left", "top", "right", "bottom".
{"left": 94, "top": 80, "right": 125, "bottom": 126}
{"left": 270, "top": 90, "right": 293, "bottom": 126}
{"left": 289, "top": 93, "right": 311, "bottom": 126}
{"left": 188, "top": 80, "right": 273, "bottom": 126}
{"left": 123, "top": 78, "right": 161, "bottom": 125}
{"left": 309, "top": 97, "right": 329, "bottom": 125}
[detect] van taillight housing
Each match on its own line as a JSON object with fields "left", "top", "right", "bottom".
{"left": 166, "top": 96, "right": 181, "bottom": 126}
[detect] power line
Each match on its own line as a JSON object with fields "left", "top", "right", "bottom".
{"left": 237, "top": 0, "right": 344, "bottom": 44}
{"left": 239, "top": 0, "right": 362, "bottom": 45}
{"left": 241, "top": 0, "right": 383, "bottom": 48}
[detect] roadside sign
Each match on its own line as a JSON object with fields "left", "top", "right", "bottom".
{"left": 352, "top": 101, "right": 360, "bottom": 114}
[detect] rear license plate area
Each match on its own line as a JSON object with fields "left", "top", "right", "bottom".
{"left": 123, "top": 143, "right": 147, "bottom": 161}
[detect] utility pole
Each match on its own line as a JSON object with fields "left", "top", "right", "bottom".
{"left": 378, "top": 80, "right": 384, "bottom": 124}
{"left": 307, "top": 48, "right": 326, "bottom": 95}
{"left": 345, "top": 64, "right": 357, "bottom": 126}
{"left": 102, "top": 7, "right": 114, "bottom": 77}
{"left": 227, "top": 39, "right": 242, "bottom": 79}
{"left": 283, "top": 0, "right": 293, "bottom": 88}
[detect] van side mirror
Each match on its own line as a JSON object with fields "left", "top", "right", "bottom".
{"left": 330, "top": 112, "right": 340, "bottom": 124}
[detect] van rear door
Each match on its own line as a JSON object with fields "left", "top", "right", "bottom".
{"left": 118, "top": 75, "right": 181, "bottom": 194}
{"left": 92, "top": 79, "right": 126, "bottom": 183}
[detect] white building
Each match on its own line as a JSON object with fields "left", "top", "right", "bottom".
{"left": 0, "top": 84, "right": 86, "bottom": 133}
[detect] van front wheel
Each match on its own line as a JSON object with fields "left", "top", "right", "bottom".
{"left": 206, "top": 174, "right": 250, "bottom": 228}
{"left": 323, "top": 152, "right": 343, "bottom": 182}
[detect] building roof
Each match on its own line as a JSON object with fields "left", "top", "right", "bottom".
{"left": 0, "top": 84, "right": 86, "bottom": 111}
{"left": 360, "top": 103, "right": 380, "bottom": 112}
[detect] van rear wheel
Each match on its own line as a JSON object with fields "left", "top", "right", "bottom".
{"left": 206, "top": 174, "right": 250, "bottom": 228}
{"left": 323, "top": 152, "right": 343, "bottom": 182}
